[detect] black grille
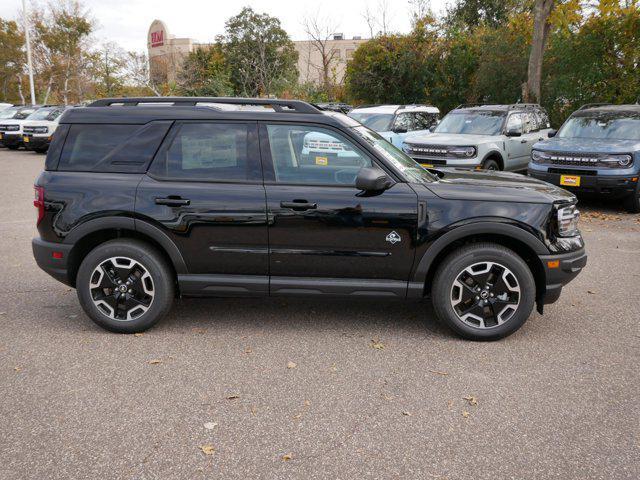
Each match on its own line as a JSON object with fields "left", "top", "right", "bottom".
{"left": 0, "top": 124, "right": 19, "bottom": 132}
{"left": 548, "top": 168, "right": 597, "bottom": 176}
{"left": 405, "top": 144, "right": 449, "bottom": 157}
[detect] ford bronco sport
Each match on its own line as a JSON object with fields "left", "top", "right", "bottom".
{"left": 529, "top": 104, "right": 640, "bottom": 213}
{"left": 32, "top": 97, "right": 586, "bottom": 340}
{"left": 403, "top": 104, "right": 552, "bottom": 171}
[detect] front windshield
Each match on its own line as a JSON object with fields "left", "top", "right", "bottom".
{"left": 352, "top": 126, "right": 438, "bottom": 184}
{"left": 27, "top": 107, "right": 58, "bottom": 121}
{"left": 0, "top": 107, "right": 20, "bottom": 119}
{"left": 435, "top": 111, "right": 505, "bottom": 135}
{"left": 558, "top": 113, "right": 640, "bottom": 141}
{"left": 348, "top": 112, "right": 394, "bottom": 131}
{"left": 14, "top": 108, "right": 38, "bottom": 120}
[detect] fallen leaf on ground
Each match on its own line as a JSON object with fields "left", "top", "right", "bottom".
{"left": 329, "top": 363, "right": 338, "bottom": 372}
{"left": 134, "top": 333, "right": 144, "bottom": 337}
{"left": 147, "top": 359, "right": 162, "bottom": 365}
{"left": 462, "top": 411, "right": 470, "bottom": 418}
{"left": 402, "top": 411, "right": 411, "bottom": 416}
{"left": 14, "top": 366, "right": 21, "bottom": 372}
{"left": 192, "top": 328, "right": 207, "bottom": 335}
{"left": 429, "top": 369, "right": 449, "bottom": 376}
{"left": 200, "top": 445, "right": 215, "bottom": 455}
{"left": 226, "top": 394, "right": 240, "bottom": 400}
{"left": 463, "top": 395, "right": 478, "bottom": 406}
{"left": 588, "top": 290, "right": 596, "bottom": 294}
{"left": 370, "top": 339, "right": 385, "bottom": 350}
{"left": 287, "top": 361, "right": 297, "bottom": 369}
{"left": 0, "top": 312, "right": 6, "bottom": 315}
{"left": 251, "top": 405, "right": 258, "bottom": 415}
{"left": 244, "top": 346, "right": 253, "bottom": 354}
{"left": 304, "top": 400, "right": 311, "bottom": 407}
{"left": 282, "top": 453, "right": 293, "bottom": 461}
{"left": 203, "top": 422, "right": 217, "bottom": 430}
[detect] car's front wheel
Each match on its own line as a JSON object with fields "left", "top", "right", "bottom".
{"left": 624, "top": 182, "right": 640, "bottom": 213}
{"left": 481, "top": 158, "right": 500, "bottom": 171}
{"left": 431, "top": 243, "right": 535, "bottom": 340}
{"left": 76, "top": 239, "right": 174, "bottom": 333}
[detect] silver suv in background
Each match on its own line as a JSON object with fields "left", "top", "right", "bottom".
{"left": 403, "top": 104, "right": 552, "bottom": 171}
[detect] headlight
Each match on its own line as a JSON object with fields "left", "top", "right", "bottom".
{"left": 599, "top": 154, "right": 633, "bottom": 168}
{"left": 34, "top": 126, "right": 48, "bottom": 134}
{"left": 531, "top": 150, "right": 551, "bottom": 163}
{"left": 448, "top": 146, "right": 476, "bottom": 158}
{"left": 556, "top": 204, "right": 580, "bottom": 237}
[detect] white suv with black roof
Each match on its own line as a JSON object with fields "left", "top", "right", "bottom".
{"left": 403, "top": 104, "right": 552, "bottom": 171}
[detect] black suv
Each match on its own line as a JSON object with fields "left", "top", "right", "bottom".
{"left": 32, "top": 97, "right": 586, "bottom": 340}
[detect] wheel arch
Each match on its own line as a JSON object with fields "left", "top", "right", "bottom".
{"left": 413, "top": 222, "right": 548, "bottom": 302}
{"left": 482, "top": 150, "right": 505, "bottom": 170}
{"left": 64, "top": 217, "right": 187, "bottom": 287}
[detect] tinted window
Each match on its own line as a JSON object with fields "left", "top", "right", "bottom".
{"left": 347, "top": 112, "right": 394, "bottom": 131}
{"left": 414, "top": 112, "right": 439, "bottom": 130}
{"left": 152, "top": 123, "right": 252, "bottom": 181}
{"left": 558, "top": 113, "right": 640, "bottom": 140}
{"left": 58, "top": 122, "right": 171, "bottom": 172}
{"left": 265, "top": 124, "right": 372, "bottom": 185}
{"left": 393, "top": 113, "right": 416, "bottom": 132}
{"left": 506, "top": 114, "right": 524, "bottom": 133}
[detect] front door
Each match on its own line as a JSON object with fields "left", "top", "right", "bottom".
{"left": 136, "top": 121, "right": 269, "bottom": 293}
{"left": 259, "top": 123, "right": 418, "bottom": 296}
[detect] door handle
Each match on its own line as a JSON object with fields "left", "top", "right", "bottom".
{"left": 155, "top": 196, "right": 190, "bottom": 206}
{"left": 520, "top": 139, "right": 528, "bottom": 143}
{"left": 280, "top": 200, "right": 317, "bottom": 210}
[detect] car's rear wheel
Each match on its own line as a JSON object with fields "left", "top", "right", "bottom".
{"left": 431, "top": 243, "right": 535, "bottom": 340}
{"left": 76, "top": 239, "right": 174, "bottom": 333}
{"left": 482, "top": 158, "right": 500, "bottom": 171}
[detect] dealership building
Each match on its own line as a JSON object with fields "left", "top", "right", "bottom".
{"left": 147, "top": 20, "right": 367, "bottom": 85}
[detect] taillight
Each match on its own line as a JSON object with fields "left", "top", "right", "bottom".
{"left": 34, "top": 185, "right": 44, "bottom": 225}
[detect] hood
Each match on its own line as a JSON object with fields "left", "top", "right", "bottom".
{"left": 405, "top": 132, "right": 498, "bottom": 146}
{"left": 534, "top": 137, "right": 640, "bottom": 154}
{"left": 426, "top": 168, "right": 576, "bottom": 204}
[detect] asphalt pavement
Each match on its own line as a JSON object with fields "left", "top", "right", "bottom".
{"left": 0, "top": 149, "right": 638, "bottom": 480}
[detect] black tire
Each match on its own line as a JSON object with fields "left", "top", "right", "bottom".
{"left": 482, "top": 158, "right": 500, "bottom": 171}
{"left": 431, "top": 243, "right": 536, "bottom": 341}
{"left": 7, "top": 145, "right": 19, "bottom": 150}
{"left": 623, "top": 183, "right": 640, "bottom": 213}
{"left": 76, "top": 239, "right": 174, "bottom": 333}
{"left": 35, "top": 147, "right": 48, "bottom": 154}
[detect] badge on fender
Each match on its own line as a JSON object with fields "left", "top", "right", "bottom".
{"left": 386, "top": 231, "right": 401, "bottom": 244}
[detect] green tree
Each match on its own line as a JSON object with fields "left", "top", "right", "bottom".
{"left": 443, "top": 0, "right": 525, "bottom": 29}
{"left": 0, "top": 19, "right": 25, "bottom": 103}
{"left": 222, "top": 7, "right": 298, "bottom": 96}
{"left": 178, "top": 45, "right": 233, "bottom": 96}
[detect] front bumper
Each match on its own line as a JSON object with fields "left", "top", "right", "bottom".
{"left": 528, "top": 168, "right": 638, "bottom": 198}
{"left": 22, "top": 134, "right": 51, "bottom": 151}
{"left": 0, "top": 132, "right": 22, "bottom": 148}
{"left": 407, "top": 155, "right": 480, "bottom": 169}
{"left": 32, "top": 237, "right": 73, "bottom": 286}
{"left": 537, "top": 247, "right": 587, "bottom": 307}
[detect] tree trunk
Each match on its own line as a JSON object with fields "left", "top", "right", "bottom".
{"left": 523, "top": 0, "right": 554, "bottom": 103}
{"left": 16, "top": 75, "right": 25, "bottom": 105}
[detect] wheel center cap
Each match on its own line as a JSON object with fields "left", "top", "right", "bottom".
{"left": 480, "top": 290, "right": 489, "bottom": 299}
{"left": 119, "top": 285, "right": 127, "bottom": 293}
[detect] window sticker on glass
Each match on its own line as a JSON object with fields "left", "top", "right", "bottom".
{"left": 315, "top": 156, "right": 328, "bottom": 165}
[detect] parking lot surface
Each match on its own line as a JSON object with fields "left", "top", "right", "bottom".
{"left": 0, "top": 149, "right": 638, "bottom": 480}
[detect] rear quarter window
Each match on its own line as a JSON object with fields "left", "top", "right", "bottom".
{"left": 57, "top": 122, "right": 172, "bottom": 173}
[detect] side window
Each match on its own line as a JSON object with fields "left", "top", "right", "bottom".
{"left": 506, "top": 114, "right": 524, "bottom": 134}
{"left": 58, "top": 122, "right": 172, "bottom": 173}
{"left": 152, "top": 123, "right": 254, "bottom": 182}
{"left": 392, "top": 113, "right": 415, "bottom": 132}
{"left": 414, "top": 112, "right": 438, "bottom": 130}
{"left": 537, "top": 109, "right": 550, "bottom": 129}
{"left": 265, "top": 124, "right": 372, "bottom": 186}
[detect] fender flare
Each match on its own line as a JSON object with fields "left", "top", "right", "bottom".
{"left": 411, "top": 221, "right": 549, "bottom": 284}
{"left": 63, "top": 216, "right": 188, "bottom": 274}
{"left": 481, "top": 150, "right": 505, "bottom": 168}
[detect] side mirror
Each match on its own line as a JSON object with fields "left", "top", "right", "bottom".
{"left": 392, "top": 127, "right": 408, "bottom": 134}
{"left": 548, "top": 129, "right": 557, "bottom": 138}
{"left": 356, "top": 167, "right": 393, "bottom": 192}
{"left": 506, "top": 128, "right": 522, "bottom": 137}
{"left": 428, "top": 126, "right": 436, "bottom": 132}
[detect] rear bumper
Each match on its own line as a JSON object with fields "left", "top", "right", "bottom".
{"left": 538, "top": 247, "right": 587, "bottom": 306}
{"left": 528, "top": 169, "right": 638, "bottom": 197}
{"left": 32, "top": 237, "right": 73, "bottom": 286}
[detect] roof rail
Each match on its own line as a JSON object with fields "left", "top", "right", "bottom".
{"left": 87, "top": 97, "right": 322, "bottom": 114}
{"left": 578, "top": 103, "right": 612, "bottom": 110}
{"left": 508, "top": 103, "right": 540, "bottom": 110}
{"left": 455, "top": 103, "right": 540, "bottom": 110}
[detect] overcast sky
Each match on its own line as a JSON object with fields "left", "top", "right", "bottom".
{"left": 5, "top": 0, "right": 449, "bottom": 52}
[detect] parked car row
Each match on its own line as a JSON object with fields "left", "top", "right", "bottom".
{"left": 0, "top": 104, "right": 71, "bottom": 153}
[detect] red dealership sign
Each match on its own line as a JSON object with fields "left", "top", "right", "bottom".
{"left": 150, "top": 30, "right": 164, "bottom": 47}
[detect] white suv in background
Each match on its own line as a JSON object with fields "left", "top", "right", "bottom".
{"left": 403, "top": 104, "right": 552, "bottom": 171}
{"left": 0, "top": 105, "right": 41, "bottom": 149}
{"left": 22, "top": 106, "right": 71, "bottom": 153}
{"left": 348, "top": 104, "right": 440, "bottom": 148}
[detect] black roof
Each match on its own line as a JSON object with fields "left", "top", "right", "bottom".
{"left": 62, "top": 96, "right": 358, "bottom": 127}
{"left": 454, "top": 103, "right": 542, "bottom": 113}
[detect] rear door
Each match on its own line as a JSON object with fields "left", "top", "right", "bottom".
{"left": 136, "top": 121, "right": 269, "bottom": 293}
{"left": 259, "top": 122, "right": 418, "bottom": 296}
{"left": 504, "top": 113, "right": 529, "bottom": 170}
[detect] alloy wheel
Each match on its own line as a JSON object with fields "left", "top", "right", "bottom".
{"left": 89, "top": 256, "right": 155, "bottom": 321}
{"left": 450, "top": 261, "right": 520, "bottom": 329}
